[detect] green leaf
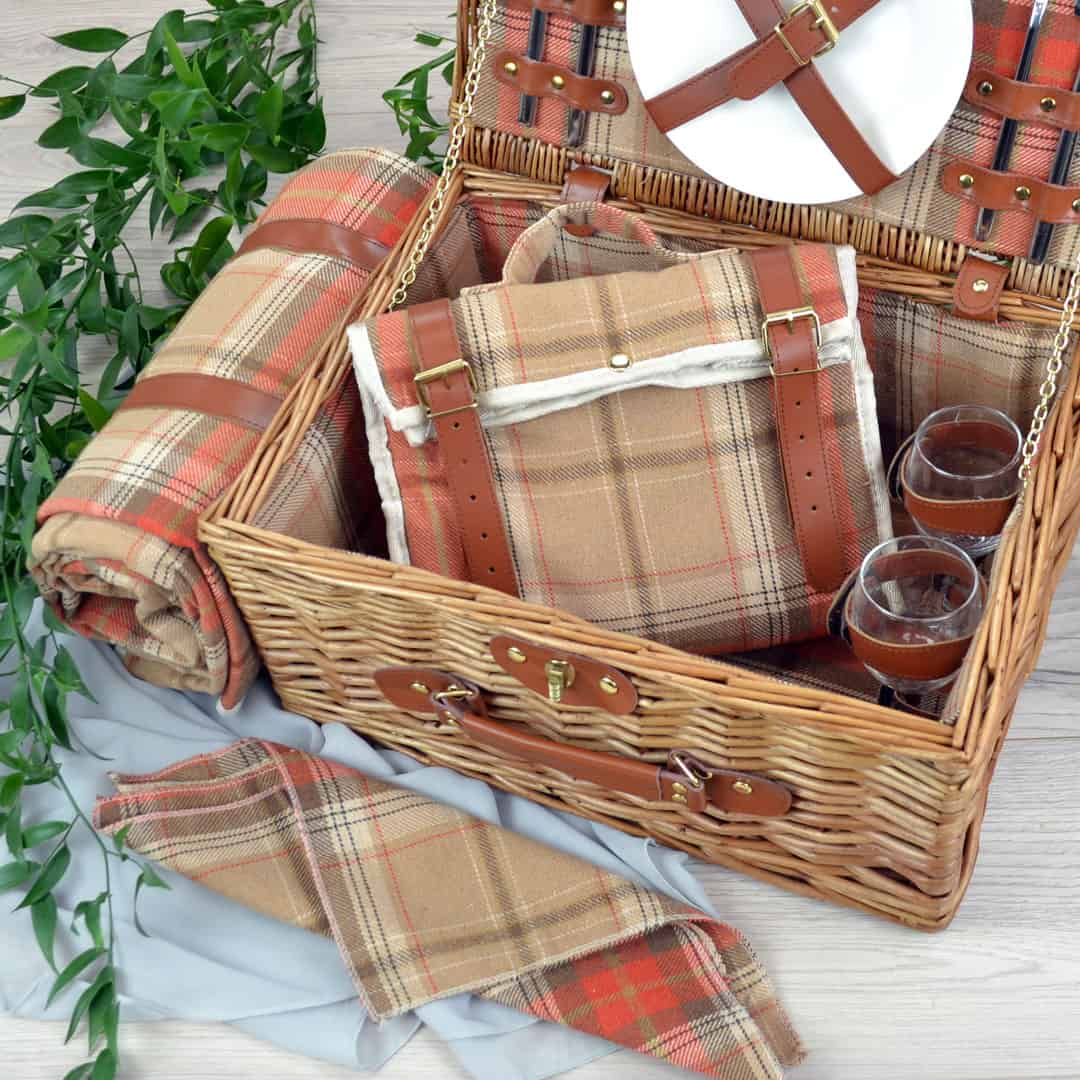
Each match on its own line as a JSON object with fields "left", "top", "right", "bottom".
{"left": 0, "top": 774, "right": 24, "bottom": 810}
{"left": 54, "top": 645, "right": 92, "bottom": 698}
{"left": 77, "top": 272, "right": 106, "bottom": 333}
{"left": 163, "top": 30, "right": 197, "bottom": 89}
{"left": 246, "top": 142, "right": 306, "bottom": 174}
{"left": 0, "top": 326, "right": 32, "bottom": 360}
{"left": 296, "top": 101, "right": 326, "bottom": 153}
{"left": 37, "top": 116, "right": 84, "bottom": 150}
{"left": 5, "top": 800, "right": 23, "bottom": 862}
{"left": 189, "top": 122, "right": 250, "bottom": 152}
{"left": 51, "top": 29, "right": 129, "bottom": 54}
{"left": 87, "top": 981, "right": 115, "bottom": 1051}
{"left": 70, "top": 138, "right": 148, "bottom": 170}
{"left": 44, "top": 679, "right": 73, "bottom": 750}
{"left": 0, "top": 95, "right": 26, "bottom": 120}
{"left": 111, "top": 824, "right": 132, "bottom": 852}
{"left": 256, "top": 81, "right": 284, "bottom": 136}
{"left": 33, "top": 67, "right": 94, "bottom": 97}
{"left": 63, "top": 1064, "right": 94, "bottom": 1080}
{"left": 133, "top": 864, "right": 170, "bottom": 936}
{"left": 31, "top": 893, "right": 59, "bottom": 971}
{"left": 47, "top": 946, "right": 104, "bottom": 1006}
{"left": 149, "top": 88, "right": 207, "bottom": 132}
{"left": 90, "top": 1049, "right": 117, "bottom": 1080}
{"left": 18, "top": 842, "right": 71, "bottom": 909}
{"left": 0, "top": 861, "right": 34, "bottom": 892}
{"left": 74, "top": 893, "right": 107, "bottom": 950}
{"left": 15, "top": 188, "right": 87, "bottom": 211}
{"left": 415, "top": 31, "right": 447, "bottom": 47}
{"left": 23, "top": 820, "right": 69, "bottom": 849}
{"left": 189, "top": 215, "right": 233, "bottom": 278}
{"left": 111, "top": 73, "right": 160, "bottom": 100}
{"left": 78, "top": 389, "right": 112, "bottom": 431}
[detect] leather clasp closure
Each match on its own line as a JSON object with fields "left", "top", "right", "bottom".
{"left": 775, "top": 0, "right": 839, "bottom": 69}
{"left": 760, "top": 305, "right": 823, "bottom": 374}
{"left": 413, "top": 358, "right": 478, "bottom": 421}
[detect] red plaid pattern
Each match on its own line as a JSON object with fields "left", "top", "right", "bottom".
{"left": 31, "top": 148, "right": 435, "bottom": 707}
{"left": 94, "top": 740, "right": 804, "bottom": 1078}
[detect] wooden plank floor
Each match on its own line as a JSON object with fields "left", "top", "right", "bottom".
{"left": 3, "top": 3, "right": 1080, "bottom": 1077}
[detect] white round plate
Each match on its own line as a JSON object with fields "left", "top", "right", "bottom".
{"left": 627, "top": 0, "right": 974, "bottom": 204}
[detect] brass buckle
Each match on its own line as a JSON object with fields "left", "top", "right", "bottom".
{"left": 760, "top": 306, "right": 823, "bottom": 374}
{"left": 414, "top": 359, "right": 479, "bottom": 420}
{"left": 774, "top": 0, "right": 840, "bottom": 68}
{"left": 669, "top": 752, "right": 714, "bottom": 790}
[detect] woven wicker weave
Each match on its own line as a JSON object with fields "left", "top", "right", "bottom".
{"left": 201, "top": 0, "right": 1080, "bottom": 929}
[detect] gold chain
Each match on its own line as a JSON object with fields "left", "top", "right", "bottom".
{"left": 1019, "top": 252, "right": 1080, "bottom": 485}
{"left": 388, "top": 0, "right": 499, "bottom": 311}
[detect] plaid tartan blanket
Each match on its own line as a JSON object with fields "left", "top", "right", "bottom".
{"left": 94, "top": 740, "right": 804, "bottom": 1078}
{"left": 30, "top": 148, "right": 434, "bottom": 709}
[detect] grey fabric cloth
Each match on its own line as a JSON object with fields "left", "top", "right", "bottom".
{"left": 0, "top": 607, "right": 725, "bottom": 1078}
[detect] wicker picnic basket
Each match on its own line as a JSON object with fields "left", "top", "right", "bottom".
{"left": 201, "top": 0, "right": 1080, "bottom": 930}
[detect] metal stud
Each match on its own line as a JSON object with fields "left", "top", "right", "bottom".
{"left": 1041, "top": 96, "right": 1057, "bottom": 113}
{"left": 551, "top": 74, "right": 566, "bottom": 91}
{"left": 977, "top": 80, "right": 994, "bottom": 95}
{"left": 1015, "top": 185, "right": 1032, "bottom": 202}
{"left": 503, "top": 60, "right": 519, "bottom": 76}
{"left": 613, "top": 0, "right": 626, "bottom": 12}
{"left": 599, "top": 89, "right": 616, "bottom": 106}
{"left": 609, "top": 352, "right": 631, "bottom": 370}
{"left": 598, "top": 675, "right": 620, "bottom": 696}
{"left": 671, "top": 781, "right": 688, "bottom": 805}
{"left": 733, "top": 780, "right": 754, "bottom": 796}
{"left": 507, "top": 646, "right": 527, "bottom": 664}
{"left": 1072, "top": 198, "right": 1080, "bottom": 214}
{"left": 971, "top": 278, "right": 990, "bottom": 294}
{"left": 410, "top": 681, "right": 430, "bottom": 695}
{"left": 959, "top": 173, "right": 975, "bottom": 190}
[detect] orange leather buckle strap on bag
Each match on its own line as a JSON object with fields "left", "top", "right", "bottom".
{"left": 644, "top": 0, "right": 896, "bottom": 195}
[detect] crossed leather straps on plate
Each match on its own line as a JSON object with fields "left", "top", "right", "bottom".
{"left": 644, "top": 0, "right": 896, "bottom": 196}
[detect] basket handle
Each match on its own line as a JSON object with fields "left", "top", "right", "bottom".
{"left": 374, "top": 667, "right": 792, "bottom": 818}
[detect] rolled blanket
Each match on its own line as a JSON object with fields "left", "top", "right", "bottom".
{"left": 94, "top": 739, "right": 805, "bottom": 1079}
{"left": 31, "top": 148, "right": 433, "bottom": 709}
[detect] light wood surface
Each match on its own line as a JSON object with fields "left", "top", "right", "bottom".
{"left": 3, "top": 3, "right": 1080, "bottom": 1078}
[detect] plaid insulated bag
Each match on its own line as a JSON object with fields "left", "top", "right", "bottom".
{"left": 31, "top": 148, "right": 434, "bottom": 709}
{"left": 350, "top": 204, "right": 892, "bottom": 654}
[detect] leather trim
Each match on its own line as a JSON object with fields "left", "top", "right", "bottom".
{"left": 116, "top": 373, "right": 284, "bottom": 431}
{"left": 952, "top": 254, "right": 1009, "bottom": 323}
{"left": 560, "top": 165, "right": 613, "bottom": 238}
{"left": 944, "top": 160, "right": 1080, "bottom": 225}
{"left": 490, "top": 635, "right": 638, "bottom": 715}
{"left": 964, "top": 67, "right": 1080, "bottom": 132}
{"left": 236, "top": 219, "right": 390, "bottom": 270}
{"left": 494, "top": 52, "right": 628, "bottom": 115}
{"left": 409, "top": 300, "right": 519, "bottom": 596}
{"left": 374, "top": 669, "right": 793, "bottom": 818}
{"left": 504, "top": 0, "right": 627, "bottom": 28}
{"left": 749, "top": 245, "right": 847, "bottom": 592}
{"left": 644, "top": 0, "right": 895, "bottom": 195}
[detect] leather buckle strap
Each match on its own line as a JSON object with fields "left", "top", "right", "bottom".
{"left": 408, "top": 300, "right": 518, "bottom": 596}
{"left": 116, "top": 373, "right": 284, "bottom": 431}
{"left": 774, "top": 0, "right": 839, "bottom": 68}
{"left": 749, "top": 246, "right": 847, "bottom": 593}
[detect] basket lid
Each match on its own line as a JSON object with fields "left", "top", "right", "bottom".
{"left": 457, "top": 0, "right": 1080, "bottom": 288}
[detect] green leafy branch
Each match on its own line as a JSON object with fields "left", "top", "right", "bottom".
{"left": 0, "top": 3, "right": 323, "bottom": 1077}
{"left": 383, "top": 31, "right": 456, "bottom": 172}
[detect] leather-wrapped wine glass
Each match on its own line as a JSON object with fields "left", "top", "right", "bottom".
{"left": 843, "top": 537, "right": 986, "bottom": 696}
{"left": 901, "top": 404, "right": 1022, "bottom": 558}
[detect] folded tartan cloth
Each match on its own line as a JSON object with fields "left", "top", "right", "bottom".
{"left": 31, "top": 148, "right": 433, "bottom": 709}
{"left": 94, "top": 740, "right": 804, "bottom": 1078}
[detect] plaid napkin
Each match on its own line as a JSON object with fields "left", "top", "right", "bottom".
{"left": 31, "top": 148, "right": 433, "bottom": 709}
{"left": 94, "top": 740, "right": 804, "bottom": 1078}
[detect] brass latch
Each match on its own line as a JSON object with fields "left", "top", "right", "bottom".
{"left": 544, "top": 659, "right": 575, "bottom": 704}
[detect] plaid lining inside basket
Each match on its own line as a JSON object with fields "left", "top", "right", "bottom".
{"left": 93, "top": 740, "right": 804, "bottom": 1078}
{"left": 31, "top": 148, "right": 434, "bottom": 708}
{"left": 471, "top": 0, "right": 1080, "bottom": 268}
{"left": 351, "top": 213, "right": 892, "bottom": 654}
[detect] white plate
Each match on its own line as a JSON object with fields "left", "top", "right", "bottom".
{"left": 628, "top": 0, "right": 974, "bottom": 204}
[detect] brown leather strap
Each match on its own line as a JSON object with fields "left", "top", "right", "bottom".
{"left": 836, "top": 550, "right": 983, "bottom": 683}
{"left": 237, "top": 219, "right": 390, "bottom": 270}
{"left": 561, "top": 165, "right": 613, "bottom": 238}
{"left": 117, "top": 373, "right": 284, "bottom": 430}
{"left": 409, "top": 300, "right": 518, "bottom": 595}
{"left": 944, "top": 160, "right": 1080, "bottom": 225}
{"left": 952, "top": 254, "right": 1010, "bottom": 323}
{"left": 645, "top": 0, "right": 896, "bottom": 195}
{"left": 965, "top": 67, "right": 1080, "bottom": 132}
{"left": 373, "top": 667, "right": 792, "bottom": 817}
{"left": 504, "top": 0, "right": 627, "bottom": 28}
{"left": 494, "top": 52, "right": 627, "bottom": 115}
{"left": 894, "top": 419, "right": 1019, "bottom": 537}
{"left": 749, "top": 246, "right": 847, "bottom": 593}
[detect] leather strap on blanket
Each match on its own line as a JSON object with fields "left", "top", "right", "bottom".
{"left": 118, "top": 373, "right": 284, "bottom": 431}
{"left": 237, "top": 218, "right": 391, "bottom": 270}
{"left": 645, "top": 0, "right": 896, "bottom": 195}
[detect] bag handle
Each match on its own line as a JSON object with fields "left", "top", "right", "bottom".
{"left": 374, "top": 667, "right": 792, "bottom": 818}
{"left": 499, "top": 203, "right": 688, "bottom": 286}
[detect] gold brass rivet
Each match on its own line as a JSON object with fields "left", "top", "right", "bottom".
{"left": 972, "top": 278, "right": 990, "bottom": 294}
{"left": 1015, "top": 185, "right": 1032, "bottom": 202}
{"left": 671, "top": 793, "right": 688, "bottom": 804}
{"left": 733, "top": 780, "right": 754, "bottom": 796}
{"left": 959, "top": 173, "right": 975, "bottom": 190}
{"left": 977, "top": 80, "right": 994, "bottom": 95}
{"left": 613, "top": 0, "right": 627, "bottom": 12}
{"left": 410, "top": 681, "right": 430, "bottom": 695}
{"left": 599, "top": 89, "right": 616, "bottom": 106}
{"left": 551, "top": 74, "right": 566, "bottom": 91}
{"left": 1041, "top": 96, "right": 1057, "bottom": 113}
{"left": 672, "top": 782, "right": 688, "bottom": 796}
{"left": 598, "top": 675, "right": 620, "bottom": 695}
{"left": 1072, "top": 198, "right": 1080, "bottom": 213}
{"left": 609, "top": 352, "right": 631, "bottom": 370}
{"left": 507, "top": 646, "right": 527, "bottom": 664}
{"left": 503, "top": 60, "right": 518, "bottom": 76}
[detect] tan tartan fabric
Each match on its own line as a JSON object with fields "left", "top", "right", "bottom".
{"left": 473, "top": 0, "right": 1080, "bottom": 270}
{"left": 31, "top": 149, "right": 433, "bottom": 707}
{"left": 94, "top": 740, "right": 804, "bottom": 1078}
{"left": 352, "top": 208, "right": 891, "bottom": 653}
